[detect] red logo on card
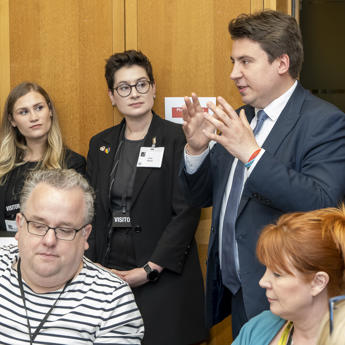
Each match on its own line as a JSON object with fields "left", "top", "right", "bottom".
{"left": 172, "top": 107, "right": 183, "bottom": 118}
{"left": 172, "top": 106, "right": 208, "bottom": 118}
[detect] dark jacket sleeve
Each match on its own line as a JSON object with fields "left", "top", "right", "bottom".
{"left": 149, "top": 126, "right": 201, "bottom": 274}
{"left": 65, "top": 149, "right": 86, "bottom": 175}
{"left": 84, "top": 137, "right": 97, "bottom": 261}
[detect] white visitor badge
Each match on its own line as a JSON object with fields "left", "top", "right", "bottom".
{"left": 5, "top": 219, "right": 18, "bottom": 232}
{"left": 137, "top": 147, "right": 165, "bottom": 168}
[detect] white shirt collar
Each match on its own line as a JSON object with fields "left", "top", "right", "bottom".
{"left": 255, "top": 80, "right": 298, "bottom": 121}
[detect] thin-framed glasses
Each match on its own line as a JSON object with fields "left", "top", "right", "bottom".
{"left": 21, "top": 213, "right": 88, "bottom": 241}
{"left": 329, "top": 295, "right": 345, "bottom": 333}
{"left": 113, "top": 79, "right": 152, "bottom": 97}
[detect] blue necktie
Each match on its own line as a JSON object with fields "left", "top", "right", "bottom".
{"left": 221, "top": 110, "right": 268, "bottom": 294}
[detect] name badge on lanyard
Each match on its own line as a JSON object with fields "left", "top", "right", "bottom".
{"left": 137, "top": 146, "right": 164, "bottom": 168}
{"left": 112, "top": 209, "right": 132, "bottom": 228}
{"left": 5, "top": 219, "right": 18, "bottom": 232}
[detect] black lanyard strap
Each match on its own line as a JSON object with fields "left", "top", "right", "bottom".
{"left": 17, "top": 258, "right": 73, "bottom": 344}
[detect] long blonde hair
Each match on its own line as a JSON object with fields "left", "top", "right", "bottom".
{"left": 0, "top": 82, "right": 66, "bottom": 183}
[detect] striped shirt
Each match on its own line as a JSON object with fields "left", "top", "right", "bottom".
{"left": 0, "top": 245, "right": 144, "bottom": 344}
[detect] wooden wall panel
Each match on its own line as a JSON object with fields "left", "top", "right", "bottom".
{"left": 8, "top": 0, "right": 119, "bottom": 157}
{"left": 136, "top": 0, "right": 249, "bottom": 119}
{"left": 264, "top": 0, "right": 277, "bottom": 10}
{"left": 0, "top": 0, "right": 10, "bottom": 114}
{"left": 251, "top": 0, "right": 264, "bottom": 12}
{"left": 125, "top": 0, "right": 138, "bottom": 50}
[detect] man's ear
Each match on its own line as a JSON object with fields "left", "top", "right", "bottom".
{"left": 311, "top": 271, "right": 329, "bottom": 296}
{"left": 15, "top": 213, "right": 24, "bottom": 240}
{"left": 83, "top": 224, "right": 92, "bottom": 251}
{"left": 277, "top": 53, "right": 290, "bottom": 75}
{"left": 108, "top": 90, "right": 116, "bottom": 107}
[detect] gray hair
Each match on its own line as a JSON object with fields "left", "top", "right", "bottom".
{"left": 20, "top": 169, "right": 95, "bottom": 224}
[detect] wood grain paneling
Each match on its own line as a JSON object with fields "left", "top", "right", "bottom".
{"left": 8, "top": 0, "right": 118, "bottom": 157}
{"left": 0, "top": 0, "right": 10, "bottom": 114}
{"left": 136, "top": 0, "right": 249, "bottom": 119}
{"left": 264, "top": 0, "right": 277, "bottom": 10}
{"left": 125, "top": 0, "right": 138, "bottom": 50}
{"left": 113, "top": 0, "right": 125, "bottom": 53}
{"left": 251, "top": 0, "right": 264, "bottom": 12}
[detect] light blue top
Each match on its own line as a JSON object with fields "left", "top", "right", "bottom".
{"left": 232, "top": 311, "right": 286, "bottom": 345}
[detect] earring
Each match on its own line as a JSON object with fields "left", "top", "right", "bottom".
{"left": 153, "top": 95, "right": 156, "bottom": 100}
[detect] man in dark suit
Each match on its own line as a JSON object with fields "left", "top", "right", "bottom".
{"left": 180, "top": 10, "right": 345, "bottom": 338}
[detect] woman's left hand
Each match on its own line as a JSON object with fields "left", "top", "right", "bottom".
{"left": 112, "top": 261, "right": 163, "bottom": 288}
{"left": 112, "top": 267, "right": 148, "bottom": 288}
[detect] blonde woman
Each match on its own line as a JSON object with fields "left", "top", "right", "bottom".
{"left": 0, "top": 82, "right": 85, "bottom": 233}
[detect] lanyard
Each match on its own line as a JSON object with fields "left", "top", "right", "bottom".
{"left": 17, "top": 258, "right": 72, "bottom": 344}
{"left": 278, "top": 321, "right": 294, "bottom": 345}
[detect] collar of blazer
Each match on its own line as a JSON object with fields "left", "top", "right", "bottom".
{"left": 98, "top": 112, "right": 165, "bottom": 212}
{"left": 131, "top": 112, "right": 165, "bottom": 207}
{"left": 237, "top": 82, "right": 306, "bottom": 217}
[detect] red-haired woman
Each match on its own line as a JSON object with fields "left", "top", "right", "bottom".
{"left": 233, "top": 206, "right": 345, "bottom": 345}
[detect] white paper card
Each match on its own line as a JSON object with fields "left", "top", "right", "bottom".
{"left": 5, "top": 219, "right": 18, "bottom": 232}
{"left": 137, "top": 147, "right": 165, "bottom": 168}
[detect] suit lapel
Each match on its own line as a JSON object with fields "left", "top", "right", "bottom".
{"left": 131, "top": 113, "right": 161, "bottom": 207}
{"left": 99, "top": 121, "right": 124, "bottom": 209}
{"left": 238, "top": 83, "right": 306, "bottom": 216}
{"left": 261, "top": 83, "right": 305, "bottom": 155}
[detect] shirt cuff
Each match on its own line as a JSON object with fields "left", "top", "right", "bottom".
{"left": 184, "top": 145, "right": 210, "bottom": 174}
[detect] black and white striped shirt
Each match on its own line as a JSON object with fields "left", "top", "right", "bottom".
{"left": 0, "top": 245, "right": 144, "bottom": 344}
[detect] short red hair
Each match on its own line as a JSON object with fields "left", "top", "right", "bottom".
{"left": 257, "top": 206, "right": 345, "bottom": 297}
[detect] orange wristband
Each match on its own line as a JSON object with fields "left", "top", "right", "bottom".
{"left": 248, "top": 148, "right": 261, "bottom": 162}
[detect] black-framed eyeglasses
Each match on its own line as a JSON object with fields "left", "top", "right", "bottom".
{"left": 329, "top": 295, "right": 345, "bottom": 334}
{"left": 113, "top": 79, "right": 152, "bottom": 97}
{"left": 21, "top": 213, "right": 88, "bottom": 241}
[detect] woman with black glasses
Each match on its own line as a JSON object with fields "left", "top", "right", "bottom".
{"left": 85, "top": 50, "right": 207, "bottom": 345}
{"left": 232, "top": 206, "right": 345, "bottom": 345}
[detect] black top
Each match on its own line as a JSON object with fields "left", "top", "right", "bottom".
{"left": 4, "top": 161, "right": 37, "bottom": 231}
{"left": 0, "top": 149, "right": 86, "bottom": 233}
{"left": 110, "top": 138, "right": 144, "bottom": 212}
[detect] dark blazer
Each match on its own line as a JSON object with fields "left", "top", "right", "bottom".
{"left": 180, "top": 82, "right": 345, "bottom": 327}
{"left": 86, "top": 113, "right": 208, "bottom": 345}
{"left": 0, "top": 149, "right": 86, "bottom": 232}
